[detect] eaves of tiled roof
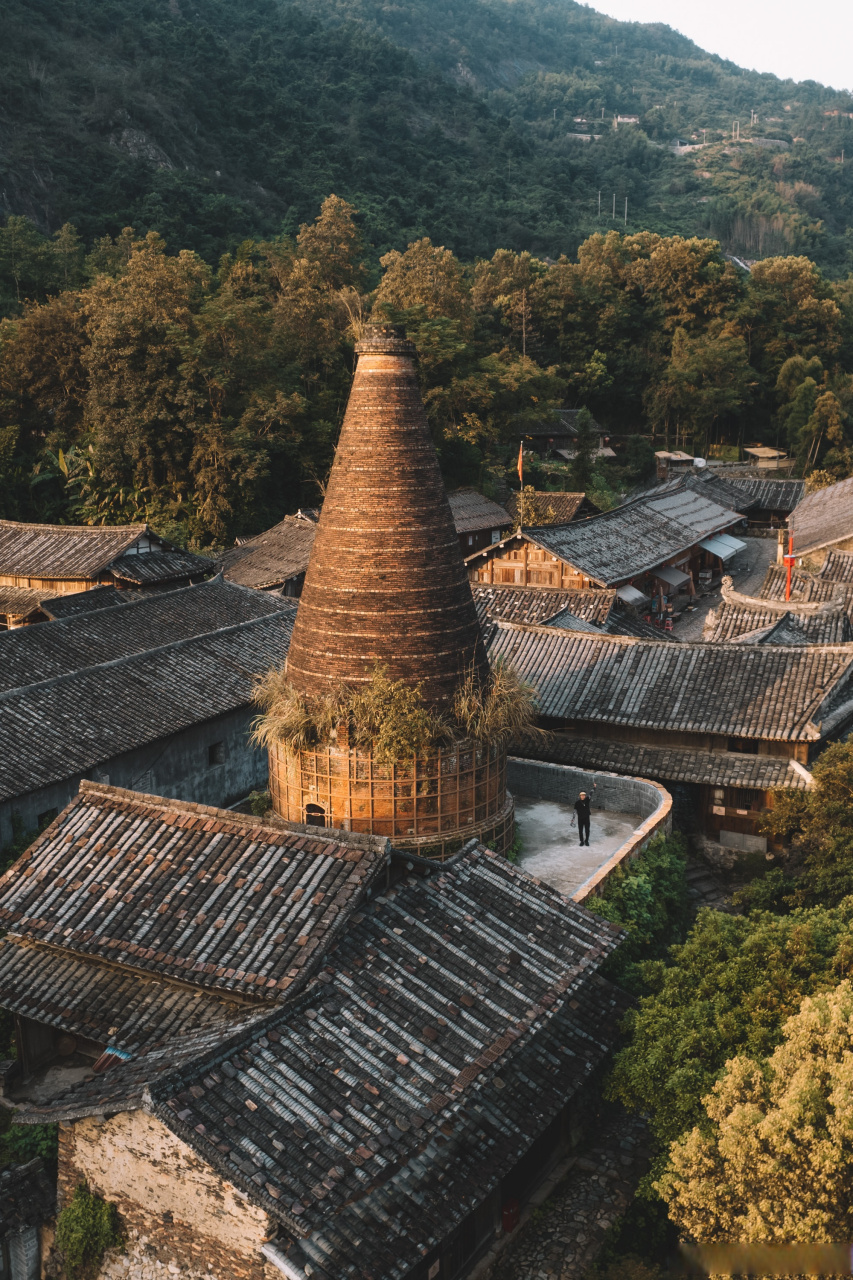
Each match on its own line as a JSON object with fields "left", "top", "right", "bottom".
{"left": 0, "top": 519, "right": 148, "bottom": 579}
{"left": 486, "top": 620, "right": 853, "bottom": 741}
{"left": 512, "top": 735, "right": 812, "bottom": 790}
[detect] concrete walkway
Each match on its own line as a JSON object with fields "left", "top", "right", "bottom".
{"left": 515, "top": 799, "right": 642, "bottom": 897}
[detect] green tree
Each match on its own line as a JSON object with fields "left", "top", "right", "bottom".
{"left": 762, "top": 742, "right": 853, "bottom": 907}
{"left": 645, "top": 326, "right": 754, "bottom": 455}
{"left": 588, "top": 833, "right": 690, "bottom": 992}
{"left": 608, "top": 901, "right": 853, "bottom": 1152}
{"left": 570, "top": 406, "right": 599, "bottom": 490}
{"left": 658, "top": 981, "right": 853, "bottom": 1244}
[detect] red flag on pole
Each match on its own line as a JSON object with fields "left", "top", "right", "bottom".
{"left": 517, "top": 440, "right": 524, "bottom": 486}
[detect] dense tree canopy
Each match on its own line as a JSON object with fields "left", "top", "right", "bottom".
{"left": 607, "top": 900, "right": 853, "bottom": 1153}
{"left": 1, "top": 200, "right": 852, "bottom": 546}
{"left": 658, "top": 982, "right": 853, "bottom": 1244}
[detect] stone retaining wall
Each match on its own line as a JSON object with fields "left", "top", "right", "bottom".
{"left": 506, "top": 758, "right": 672, "bottom": 903}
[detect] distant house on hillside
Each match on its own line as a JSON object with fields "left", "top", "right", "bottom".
{"left": 743, "top": 446, "right": 791, "bottom": 470}
{"left": 521, "top": 410, "right": 614, "bottom": 461}
{"left": 0, "top": 520, "right": 213, "bottom": 628}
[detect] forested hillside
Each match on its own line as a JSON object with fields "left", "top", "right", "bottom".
{"left": 2, "top": 199, "right": 851, "bottom": 550}
{"left": 2, "top": 0, "right": 852, "bottom": 269}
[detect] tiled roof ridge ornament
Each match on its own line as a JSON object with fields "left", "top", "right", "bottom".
{"left": 721, "top": 573, "right": 846, "bottom": 616}
{"left": 284, "top": 322, "right": 488, "bottom": 707}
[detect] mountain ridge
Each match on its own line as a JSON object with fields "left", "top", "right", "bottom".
{"left": 1, "top": 0, "right": 851, "bottom": 271}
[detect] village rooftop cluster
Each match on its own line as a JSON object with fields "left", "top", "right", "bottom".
{"left": 1, "top": 326, "right": 852, "bottom": 1279}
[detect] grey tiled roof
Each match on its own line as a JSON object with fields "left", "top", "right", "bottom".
{"left": 0, "top": 519, "right": 147, "bottom": 578}
{"left": 0, "top": 783, "right": 385, "bottom": 1000}
{"left": 12, "top": 842, "right": 626, "bottom": 1279}
{"left": 0, "top": 584, "right": 51, "bottom": 621}
{"left": 630, "top": 469, "right": 751, "bottom": 514}
{"left": 472, "top": 584, "right": 677, "bottom": 643}
{"left": 145, "top": 849, "right": 626, "bottom": 1275}
{"left": 820, "top": 551, "right": 853, "bottom": 583}
{"left": 512, "top": 735, "right": 811, "bottom": 790}
{"left": 789, "top": 475, "right": 853, "bottom": 554}
{"left": 221, "top": 515, "right": 319, "bottom": 590}
{"left": 486, "top": 621, "right": 853, "bottom": 741}
{"left": 149, "top": 844, "right": 622, "bottom": 1274}
{"left": 0, "top": 576, "right": 295, "bottom": 696}
{"left": 0, "top": 609, "right": 296, "bottom": 801}
{"left": 504, "top": 492, "right": 595, "bottom": 524}
{"left": 446, "top": 489, "right": 511, "bottom": 533}
{"left": 603, "top": 600, "right": 680, "bottom": 642}
{"left": 39, "top": 586, "right": 124, "bottom": 618}
{"left": 0, "top": 937, "right": 250, "bottom": 1056}
{"left": 704, "top": 601, "right": 853, "bottom": 645}
{"left": 544, "top": 608, "right": 602, "bottom": 633}
{"left": 0, "top": 1159, "right": 55, "bottom": 1233}
{"left": 759, "top": 564, "right": 853, "bottom": 606}
{"left": 108, "top": 548, "right": 213, "bottom": 584}
{"left": 726, "top": 477, "right": 805, "bottom": 513}
{"left": 757, "top": 613, "right": 853, "bottom": 646}
{"left": 513, "top": 487, "right": 743, "bottom": 585}
{"left": 0, "top": 519, "right": 212, "bottom": 583}
{"left": 472, "top": 584, "right": 615, "bottom": 628}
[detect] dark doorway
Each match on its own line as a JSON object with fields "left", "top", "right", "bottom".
{"left": 305, "top": 804, "right": 326, "bottom": 827}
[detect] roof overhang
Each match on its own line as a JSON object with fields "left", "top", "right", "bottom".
{"left": 654, "top": 565, "right": 691, "bottom": 589}
{"left": 699, "top": 533, "right": 747, "bottom": 562}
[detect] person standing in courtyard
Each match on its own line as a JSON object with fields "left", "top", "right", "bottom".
{"left": 574, "top": 790, "right": 591, "bottom": 846}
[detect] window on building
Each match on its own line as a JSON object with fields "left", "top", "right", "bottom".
{"left": 208, "top": 741, "right": 224, "bottom": 766}
{"left": 491, "top": 530, "right": 500, "bottom": 543}
{"left": 725, "top": 787, "right": 764, "bottom": 811}
{"left": 305, "top": 803, "right": 325, "bottom": 827}
{"left": 36, "top": 808, "right": 57, "bottom": 828}
{"left": 468, "top": 535, "right": 474, "bottom": 546}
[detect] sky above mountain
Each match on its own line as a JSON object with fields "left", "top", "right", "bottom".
{"left": 592, "top": 0, "right": 851, "bottom": 92}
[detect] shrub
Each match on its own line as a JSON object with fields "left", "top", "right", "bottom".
{"left": 55, "top": 1183, "right": 124, "bottom": 1280}
{"left": 252, "top": 661, "right": 540, "bottom": 763}
{"left": 586, "top": 833, "right": 690, "bottom": 992}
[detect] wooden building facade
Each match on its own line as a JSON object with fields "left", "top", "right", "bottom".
{"left": 489, "top": 622, "right": 853, "bottom": 852}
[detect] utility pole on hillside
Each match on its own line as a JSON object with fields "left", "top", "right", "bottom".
{"left": 624, "top": 197, "right": 628, "bottom": 225}
{"left": 612, "top": 192, "right": 615, "bottom": 219}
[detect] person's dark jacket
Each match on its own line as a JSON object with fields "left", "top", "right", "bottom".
{"left": 574, "top": 796, "right": 591, "bottom": 822}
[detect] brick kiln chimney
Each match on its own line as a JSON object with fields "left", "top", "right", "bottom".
{"left": 285, "top": 324, "right": 488, "bottom": 706}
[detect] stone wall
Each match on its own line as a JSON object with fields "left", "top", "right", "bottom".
{"left": 57, "top": 1112, "right": 276, "bottom": 1280}
{"left": 1, "top": 706, "right": 267, "bottom": 847}
{"left": 506, "top": 758, "right": 672, "bottom": 903}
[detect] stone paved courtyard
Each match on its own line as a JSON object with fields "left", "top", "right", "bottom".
{"left": 483, "top": 1110, "right": 651, "bottom": 1280}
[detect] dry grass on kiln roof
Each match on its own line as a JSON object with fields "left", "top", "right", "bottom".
{"left": 251, "top": 662, "right": 542, "bottom": 764}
